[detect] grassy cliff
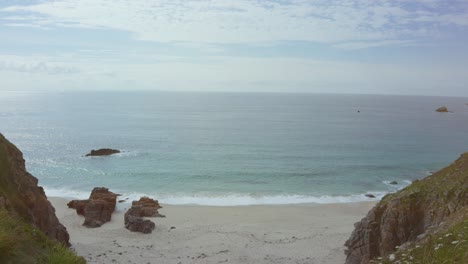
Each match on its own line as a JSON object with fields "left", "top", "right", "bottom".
{"left": 0, "top": 133, "right": 85, "bottom": 263}
{"left": 345, "top": 153, "right": 468, "bottom": 264}
{"left": 0, "top": 209, "right": 85, "bottom": 264}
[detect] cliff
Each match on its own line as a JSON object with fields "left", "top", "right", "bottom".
{"left": 345, "top": 153, "right": 468, "bottom": 263}
{"left": 0, "top": 133, "right": 69, "bottom": 244}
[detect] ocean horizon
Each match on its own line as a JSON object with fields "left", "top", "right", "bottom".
{"left": 1, "top": 91, "right": 467, "bottom": 205}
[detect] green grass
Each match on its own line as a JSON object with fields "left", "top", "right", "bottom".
{"left": 374, "top": 213, "right": 468, "bottom": 264}
{"left": 0, "top": 209, "right": 85, "bottom": 264}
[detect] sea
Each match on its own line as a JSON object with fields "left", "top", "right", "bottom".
{"left": 1, "top": 91, "right": 467, "bottom": 205}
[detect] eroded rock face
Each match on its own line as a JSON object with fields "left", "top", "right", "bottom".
{"left": 344, "top": 153, "right": 468, "bottom": 264}
{"left": 0, "top": 133, "right": 70, "bottom": 245}
{"left": 67, "top": 187, "right": 118, "bottom": 227}
{"left": 85, "top": 148, "right": 120, "bottom": 157}
{"left": 124, "top": 197, "right": 164, "bottom": 234}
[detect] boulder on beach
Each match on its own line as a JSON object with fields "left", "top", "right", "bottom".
{"left": 124, "top": 196, "right": 164, "bottom": 234}
{"left": 435, "top": 106, "right": 448, "bottom": 112}
{"left": 67, "top": 187, "right": 119, "bottom": 227}
{"left": 85, "top": 148, "right": 120, "bottom": 157}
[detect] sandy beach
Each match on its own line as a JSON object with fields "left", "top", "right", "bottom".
{"left": 50, "top": 197, "right": 375, "bottom": 264}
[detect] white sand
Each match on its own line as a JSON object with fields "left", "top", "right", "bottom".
{"left": 50, "top": 197, "right": 375, "bottom": 264}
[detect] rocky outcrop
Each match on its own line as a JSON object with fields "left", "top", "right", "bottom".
{"left": 85, "top": 148, "right": 120, "bottom": 157}
{"left": 0, "top": 133, "right": 70, "bottom": 245}
{"left": 345, "top": 153, "right": 468, "bottom": 264}
{"left": 67, "top": 187, "right": 118, "bottom": 227}
{"left": 436, "top": 106, "right": 448, "bottom": 112}
{"left": 124, "top": 197, "right": 164, "bottom": 234}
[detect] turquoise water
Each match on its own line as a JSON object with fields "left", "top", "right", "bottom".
{"left": 1, "top": 91, "right": 468, "bottom": 205}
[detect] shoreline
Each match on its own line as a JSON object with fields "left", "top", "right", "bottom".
{"left": 50, "top": 196, "right": 376, "bottom": 264}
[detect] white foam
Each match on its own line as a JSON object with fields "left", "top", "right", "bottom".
{"left": 44, "top": 187, "right": 90, "bottom": 200}
{"left": 95, "top": 191, "right": 390, "bottom": 206}
{"left": 112, "top": 150, "right": 141, "bottom": 158}
{"left": 43, "top": 187, "right": 390, "bottom": 206}
{"left": 156, "top": 193, "right": 389, "bottom": 206}
{"left": 382, "top": 180, "right": 412, "bottom": 190}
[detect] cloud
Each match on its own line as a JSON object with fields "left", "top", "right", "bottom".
{"left": 0, "top": 55, "right": 80, "bottom": 74}
{"left": 332, "top": 40, "right": 420, "bottom": 50}
{"left": 2, "top": 0, "right": 468, "bottom": 46}
{"left": 1, "top": 53, "right": 467, "bottom": 96}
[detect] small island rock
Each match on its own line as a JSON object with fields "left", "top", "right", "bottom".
{"left": 435, "top": 106, "right": 448, "bottom": 112}
{"left": 389, "top": 181, "right": 398, "bottom": 185}
{"left": 365, "top": 194, "right": 376, "bottom": 198}
{"left": 85, "top": 148, "right": 120, "bottom": 157}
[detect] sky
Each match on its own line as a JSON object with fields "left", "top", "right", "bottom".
{"left": 1, "top": 0, "right": 468, "bottom": 96}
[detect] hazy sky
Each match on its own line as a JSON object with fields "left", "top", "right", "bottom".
{"left": 1, "top": 0, "right": 468, "bottom": 95}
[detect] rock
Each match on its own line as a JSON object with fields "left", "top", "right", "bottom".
{"left": 124, "top": 209, "right": 156, "bottom": 234}
{"left": 124, "top": 197, "right": 164, "bottom": 233}
{"left": 67, "top": 187, "right": 118, "bottom": 227}
{"left": 344, "top": 153, "right": 468, "bottom": 264}
{"left": 85, "top": 148, "right": 120, "bottom": 157}
{"left": 0, "top": 133, "right": 70, "bottom": 245}
{"left": 389, "top": 181, "right": 398, "bottom": 185}
{"left": 0, "top": 196, "right": 10, "bottom": 209}
{"left": 130, "top": 196, "right": 165, "bottom": 217}
{"left": 365, "top": 194, "right": 376, "bottom": 198}
{"left": 435, "top": 106, "right": 448, "bottom": 112}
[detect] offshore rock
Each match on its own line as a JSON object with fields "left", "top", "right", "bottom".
{"left": 435, "top": 106, "right": 448, "bottom": 112}
{"left": 67, "top": 187, "right": 118, "bottom": 227}
{"left": 124, "top": 197, "right": 164, "bottom": 234}
{"left": 0, "top": 133, "right": 70, "bottom": 245}
{"left": 344, "top": 153, "right": 468, "bottom": 264}
{"left": 85, "top": 148, "right": 120, "bottom": 157}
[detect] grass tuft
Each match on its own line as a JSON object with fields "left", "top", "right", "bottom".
{"left": 0, "top": 209, "right": 85, "bottom": 264}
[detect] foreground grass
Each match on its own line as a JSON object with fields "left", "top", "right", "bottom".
{"left": 375, "top": 215, "right": 468, "bottom": 264}
{"left": 0, "top": 209, "right": 85, "bottom": 264}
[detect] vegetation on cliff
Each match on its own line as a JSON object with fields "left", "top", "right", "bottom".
{"left": 345, "top": 153, "right": 468, "bottom": 264}
{"left": 0, "top": 209, "right": 85, "bottom": 264}
{"left": 0, "top": 133, "right": 84, "bottom": 263}
{"left": 377, "top": 209, "right": 467, "bottom": 264}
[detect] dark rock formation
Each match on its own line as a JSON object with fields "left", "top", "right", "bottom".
{"left": 364, "top": 194, "right": 376, "bottom": 198}
{"left": 124, "top": 197, "right": 164, "bottom": 234}
{"left": 389, "top": 181, "right": 398, "bottom": 185}
{"left": 0, "top": 133, "right": 70, "bottom": 245}
{"left": 436, "top": 106, "right": 448, "bottom": 112}
{"left": 85, "top": 148, "right": 120, "bottom": 157}
{"left": 345, "top": 153, "right": 468, "bottom": 264}
{"left": 67, "top": 187, "right": 118, "bottom": 227}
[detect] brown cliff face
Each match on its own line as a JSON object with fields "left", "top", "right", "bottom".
{"left": 344, "top": 153, "right": 468, "bottom": 264}
{"left": 0, "top": 133, "right": 70, "bottom": 245}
